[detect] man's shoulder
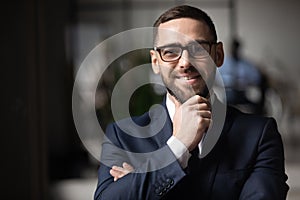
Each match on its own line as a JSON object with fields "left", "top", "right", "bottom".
{"left": 106, "top": 111, "right": 151, "bottom": 135}
{"left": 228, "top": 105, "right": 269, "bottom": 120}
{"left": 110, "top": 105, "right": 168, "bottom": 128}
{"left": 226, "top": 105, "right": 278, "bottom": 135}
{"left": 106, "top": 104, "right": 170, "bottom": 138}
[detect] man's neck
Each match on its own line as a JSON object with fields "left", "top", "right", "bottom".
{"left": 166, "top": 93, "right": 176, "bottom": 122}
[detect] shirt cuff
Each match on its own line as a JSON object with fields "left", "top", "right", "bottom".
{"left": 167, "top": 136, "right": 191, "bottom": 169}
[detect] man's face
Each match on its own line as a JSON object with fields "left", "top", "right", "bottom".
{"left": 150, "top": 18, "right": 223, "bottom": 103}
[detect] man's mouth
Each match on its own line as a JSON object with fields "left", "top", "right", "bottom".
{"left": 178, "top": 74, "right": 202, "bottom": 85}
{"left": 182, "top": 75, "right": 200, "bottom": 80}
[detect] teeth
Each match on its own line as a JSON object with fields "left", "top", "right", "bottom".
{"left": 184, "top": 77, "right": 191, "bottom": 80}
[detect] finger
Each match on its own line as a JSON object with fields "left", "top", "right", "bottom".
{"left": 111, "top": 166, "right": 127, "bottom": 176}
{"left": 197, "top": 118, "right": 212, "bottom": 130}
{"left": 174, "top": 98, "right": 181, "bottom": 110}
{"left": 204, "top": 118, "right": 213, "bottom": 132}
{"left": 185, "top": 95, "right": 209, "bottom": 106}
{"left": 197, "top": 96, "right": 211, "bottom": 108}
{"left": 198, "top": 110, "right": 212, "bottom": 118}
{"left": 112, "top": 166, "right": 129, "bottom": 176}
{"left": 190, "top": 102, "right": 211, "bottom": 111}
{"left": 122, "top": 162, "right": 134, "bottom": 172}
{"left": 112, "top": 165, "right": 125, "bottom": 171}
{"left": 111, "top": 165, "right": 132, "bottom": 179}
{"left": 110, "top": 168, "right": 122, "bottom": 176}
{"left": 110, "top": 169, "right": 122, "bottom": 181}
{"left": 110, "top": 169, "right": 128, "bottom": 181}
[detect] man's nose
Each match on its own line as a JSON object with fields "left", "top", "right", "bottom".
{"left": 178, "top": 50, "right": 192, "bottom": 69}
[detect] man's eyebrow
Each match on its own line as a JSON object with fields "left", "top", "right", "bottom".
{"left": 194, "top": 39, "right": 211, "bottom": 44}
{"left": 157, "top": 40, "right": 211, "bottom": 48}
{"left": 156, "top": 42, "right": 182, "bottom": 48}
{"left": 195, "top": 39, "right": 216, "bottom": 44}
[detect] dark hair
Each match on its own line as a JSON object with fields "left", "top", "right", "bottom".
{"left": 153, "top": 5, "right": 217, "bottom": 42}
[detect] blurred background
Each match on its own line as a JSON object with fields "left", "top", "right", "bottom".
{"left": 2, "top": 0, "right": 300, "bottom": 199}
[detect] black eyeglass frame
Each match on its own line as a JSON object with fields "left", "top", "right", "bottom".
{"left": 154, "top": 41, "right": 217, "bottom": 62}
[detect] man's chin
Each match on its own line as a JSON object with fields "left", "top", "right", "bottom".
{"left": 196, "top": 85, "right": 209, "bottom": 98}
{"left": 166, "top": 88, "right": 195, "bottom": 104}
{"left": 167, "top": 86, "right": 209, "bottom": 104}
{"left": 166, "top": 88, "right": 186, "bottom": 104}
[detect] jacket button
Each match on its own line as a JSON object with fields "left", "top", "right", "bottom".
{"left": 166, "top": 178, "right": 174, "bottom": 185}
{"left": 162, "top": 187, "right": 167, "bottom": 193}
{"left": 155, "top": 188, "right": 162, "bottom": 196}
{"left": 155, "top": 188, "right": 160, "bottom": 194}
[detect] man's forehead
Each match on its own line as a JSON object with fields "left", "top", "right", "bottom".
{"left": 155, "top": 28, "right": 207, "bottom": 46}
{"left": 154, "top": 18, "right": 211, "bottom": 46}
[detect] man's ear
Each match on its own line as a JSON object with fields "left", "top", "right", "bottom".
{"left": 150, "top": 50, "right": 160, "bottom": 74}
{"left": 215, "top": 42, "right": 224, "bottom": 67}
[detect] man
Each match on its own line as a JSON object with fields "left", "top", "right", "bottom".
{"left": 94, "top": 5, "right": 288, "bottom": 199}
{"left": 220, "top": 38, "right": 265, "bottom": 114}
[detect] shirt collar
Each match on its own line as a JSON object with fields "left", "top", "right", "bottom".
{"left": 166, "top": 92, "right": 215, "bottom": 122}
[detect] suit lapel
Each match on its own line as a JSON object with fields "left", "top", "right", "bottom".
{"left": 153, "top": 97, "right": 237, "bottom": 198}
{"left": 149, "top": 99, "right": 173, "bottom": 147}
{"left": 203, "top": 101, "right": 236, "bottom": 198}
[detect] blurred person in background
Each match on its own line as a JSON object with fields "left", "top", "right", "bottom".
{"left": 220, "top": 38, "right": 267, "bottom": 114}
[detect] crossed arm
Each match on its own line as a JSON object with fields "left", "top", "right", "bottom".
{"left": 110, "top": 162, "right": 134, "bottom": 182}
{"left": 94, "top": 145, "right": 186, "bottom": 200}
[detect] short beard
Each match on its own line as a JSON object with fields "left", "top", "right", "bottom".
{"left": 166, "top": 85, "right": 209, "bottom": 104}
{"left": 166, "top": 87, "right": 185, "bottom": 104}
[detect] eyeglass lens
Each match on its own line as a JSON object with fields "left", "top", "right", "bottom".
{"left": 158, "top": 42, "right": 211, "bottom": 62}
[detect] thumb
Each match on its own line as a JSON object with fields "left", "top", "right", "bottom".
{"left": 173, "top": 99, "right": 182, "bottom": 136}
{"left": 168, "top": 94, "right": 181, "bottom": 110}
{"left": 174, "top": 99, "right": 181, "bottom": 110}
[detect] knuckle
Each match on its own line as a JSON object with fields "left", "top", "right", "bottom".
{"left": 207, "top": 110, "right": 212, "bottom": 117}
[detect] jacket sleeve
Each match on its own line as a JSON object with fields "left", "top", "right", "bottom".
{"left": 94, "top": 124, "right": 186, "bottom": 200}
{"left": 239, "top": 118, "right": 289, "bottom": 199}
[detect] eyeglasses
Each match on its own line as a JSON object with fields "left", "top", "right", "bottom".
{"left": 154, "top": 41, "right": 216, "bottom": 62}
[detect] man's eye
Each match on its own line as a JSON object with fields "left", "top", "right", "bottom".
{"left": 189, "top": 45, "right": 206, "bottom": 55}
{"left": 192, "top": 45, "right": 204, "bottom": 52}
{"left": 162, "top": 48, "right": 180, "bottom": 55}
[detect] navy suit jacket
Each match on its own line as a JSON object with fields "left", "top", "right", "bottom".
{"left": 94, "top": 98, "right": 289, "bottom": 199}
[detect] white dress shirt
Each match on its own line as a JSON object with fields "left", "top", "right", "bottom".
{"left": 166, "top": 94, "right": 213, "bottom": 168}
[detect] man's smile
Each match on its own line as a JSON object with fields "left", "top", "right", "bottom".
{"left": 176, "top": 74, "right": 203, "bottom": 85}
